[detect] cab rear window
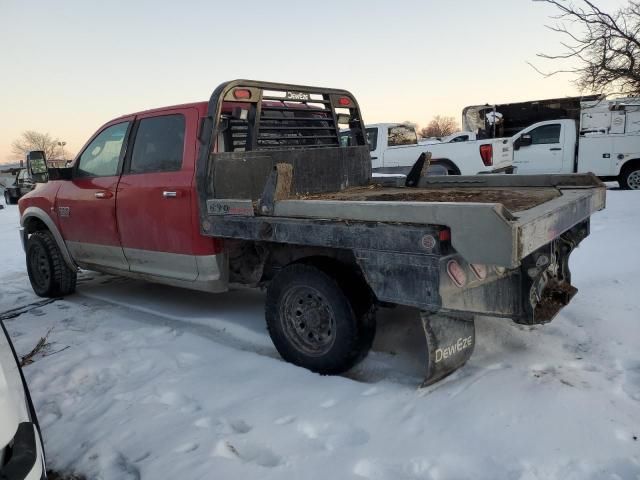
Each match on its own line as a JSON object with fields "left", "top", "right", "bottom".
{"left": 340, "top": 128, "right": 378, "bottom": 152}
{"left": 388, "top": 125, "right": 417, "bottom": 146}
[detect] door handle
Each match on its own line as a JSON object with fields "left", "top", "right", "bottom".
{"left": 94, "top": 191, "right": 113, "bottom": 199}
{"left": 163, "top": 191, "right": 178, "bottom": 198}
{"left": 549, "top": 147, "right": 562, "bottom": 151}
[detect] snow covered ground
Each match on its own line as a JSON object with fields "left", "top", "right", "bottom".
{"left": 1, "top": 189, "right": 639, "bottom": 480}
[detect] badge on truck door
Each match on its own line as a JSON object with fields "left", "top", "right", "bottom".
{"left": 206, "top": 199, "right": 255, "bottom": 216}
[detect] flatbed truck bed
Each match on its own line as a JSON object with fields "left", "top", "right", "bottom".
{"left": 207, "top": 173, "right": 604, "bottom": 269}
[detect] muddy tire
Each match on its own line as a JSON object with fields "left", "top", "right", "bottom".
{"left": 26, "top": 230, "right": 77, "bottom": 298}
{"left": 266, "top": 263, "right": 376, "bottom": 375}
{"left": 619, "top": 163, "right": 640, "bottom": 190}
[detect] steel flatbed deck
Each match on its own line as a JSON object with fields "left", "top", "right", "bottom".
{"left": 206, "top": 174, "right": 605, "bottom": 268}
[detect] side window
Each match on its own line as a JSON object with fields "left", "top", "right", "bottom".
{"left": 450, "top": 135, "right": 469, "bottom": 143}
{"left": 388, "top": 125, "right": 417, "bottom": 147}
{"left": 77, "top": 122, "right": 130, "bottom": 177}
{"left": 529, "top": 124, "right": 561, "bottom": 145}
{"left": 366, "top": 128, "right": 378, "bottom": 151}
{"left": 130, "top": 115, "right": 185, "bottom": 174}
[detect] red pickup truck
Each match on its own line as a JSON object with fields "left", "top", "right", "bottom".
{"left": 19, "top": 80, "right": 605, "bottom": 386}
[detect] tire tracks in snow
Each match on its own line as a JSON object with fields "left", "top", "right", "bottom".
{"left": 74, "top": 288, "right": 281, "bottom": 361}
{"left": 0, "top": 298, "right": 59, "bottom": 320}
{"left": 16, "top": 274, "right": 427, "bottom": 388}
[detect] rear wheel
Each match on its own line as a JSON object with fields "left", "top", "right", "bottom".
{"left": 619, "top": 164, "right": 640, "bottom": 190}
{"left": 26, "top": 231, "right": 77, "bottom": 297}
{"left": 431, "top": 160, "right": 460, "bottom": 176}
{"left": 4, "top": 191, "right": 15, "bottom": 205}
{"left": 265, "top": 263, "right": 375, "bottom": 375}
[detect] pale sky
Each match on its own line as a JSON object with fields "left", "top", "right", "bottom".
{"left": 0, "top": 0, "right": 626, "bottom": 163}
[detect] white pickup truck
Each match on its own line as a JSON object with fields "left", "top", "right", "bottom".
{"left": 340, "top": 123, "right": 514, "bottom": 175}
{"left": 511, "top": 97, "right": 640, "bottom": 189}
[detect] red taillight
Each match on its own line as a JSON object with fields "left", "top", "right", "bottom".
{"left": 447, "top": 260, "right": 467, "bottom": 287}
{"left": 439, "top": 228, "right": 451, "bottom": 242}
{"left": 338, "top": 97, "right": 351, "bottom": 106}
{"left": 233, "top": 89, "right": 251, "bottom": 100}
{"left": 479, "top": 144, "right": 493, "bottom": 166}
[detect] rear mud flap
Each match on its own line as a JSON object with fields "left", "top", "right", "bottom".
{"left": 420, "top": 312, "right": 476, "bottom": 387}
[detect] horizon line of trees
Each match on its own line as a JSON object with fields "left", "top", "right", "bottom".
{"left": 9, "top": 131, "right": 73, "bottom": 164}
{"left": 398, "top": 116, "right": 460, "bottom": 139}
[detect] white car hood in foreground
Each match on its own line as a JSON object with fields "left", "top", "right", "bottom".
{"left": 0, "top": 324, "right": 31, "bottom": 457}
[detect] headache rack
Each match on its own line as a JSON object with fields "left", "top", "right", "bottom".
{"left": 213, "top": 82, "right": 362, "bottom": 152}
{"left": 196, "top": 80, "right": 372, "bottom": 224}
{"left": 258, "top": 97, "right": 338, "bottom": 150}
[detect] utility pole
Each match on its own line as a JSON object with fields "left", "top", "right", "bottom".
{"left": 57, "top": 141, "right": 66, "bottom": 161}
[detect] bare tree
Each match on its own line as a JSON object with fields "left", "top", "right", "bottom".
{"left": 11, "top": 131, "right": 64, "bottom": 161}
{"left": 419, "top": 116, "right": 459, "bottom": 138}
{"left": 532, "top": 0, "right": 640, "bottom": 96}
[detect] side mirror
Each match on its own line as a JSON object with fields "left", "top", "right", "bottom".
{"left": 516, "top": 134, "right": 533, "bottom": 150}
{"left": 27, "top": 151, "right": 49, "bottom": 183}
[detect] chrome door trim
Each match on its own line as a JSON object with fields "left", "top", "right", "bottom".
{"left": 123, "top": 248, "right": 199, "bottom": 281}
{"left": 79, "top": 253, "right": 228, "bottom": 293}
{"left": 66, "top": 241, "right": 129, "bottom": 271}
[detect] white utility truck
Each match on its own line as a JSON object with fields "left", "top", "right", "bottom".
{"left": 511, "top": 98, "right": 640, "bottom": 188}
{"left": 340, "top": 123, "right": 514, "bottom": 176}
{"left": 463, "top": 95, "right": 640, "bottom": 189}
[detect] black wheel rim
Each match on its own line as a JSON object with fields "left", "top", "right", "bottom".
{"left": 28, "top": 244, "right": 51, "bottom": 290}
{"left": 280, "top": 285, "right": 336, "bottom": 356}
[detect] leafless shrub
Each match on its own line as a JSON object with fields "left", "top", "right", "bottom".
{"left": 419, "top": 116, "right": 459, "bottom": 138}
{"left": 20, "top": 327, "right": 53, "bottom": 366}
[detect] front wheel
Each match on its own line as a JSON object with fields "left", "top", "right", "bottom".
{"left": 26, "top": 230, "right": 77, "bottom": 297}
{"left": 619, "top": 164, "right": 640, "bottom": 190}
{"left": 265, "top": 263, "right": 375, "bottom": 375}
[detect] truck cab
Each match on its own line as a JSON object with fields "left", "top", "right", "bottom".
{"left": 512, "top": 119, "right": 577, "bottom": 174}
{"left": 19, "top": 102, "right": 230, "bottom": 293}
{"left": 368, "top": 123, "right": 420, "bottom": 171}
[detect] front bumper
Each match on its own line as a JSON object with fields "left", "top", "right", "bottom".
{"left": 0, "top": 422, "right": 45, "bottom": 480}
